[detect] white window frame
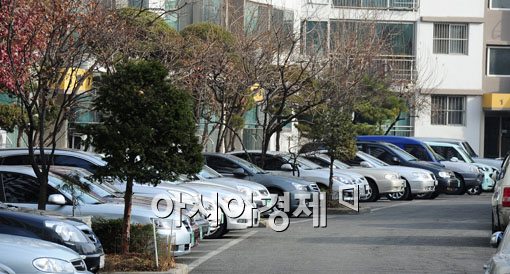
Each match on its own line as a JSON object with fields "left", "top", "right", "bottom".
{"left": 490, "top": 0, "right": 510, "bottom": 10}
{"left": 433, "top": 23, "right": 469, "bottom": 55}
{"left": 487, "top": 46, "right": 510, "bottom": 77}
{"left": 431, "top": 95, "right": 466, "bottom": 126}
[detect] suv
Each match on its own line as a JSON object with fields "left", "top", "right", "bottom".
{"left": 357, "top": 141, "right": 458, "bottom": 198}
{"left": 492, "top": 152, "right": 510, "bottom": 232}
{"left": 358, "top": 136, "right": 483, "bottom": 195}
{"left": 0, "top": 204, "right": 104, "bottom": 272}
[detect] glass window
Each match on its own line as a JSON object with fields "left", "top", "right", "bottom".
{"left": 332, "top": 0, "right": 416, "bottom": 9}
{"left": 53, "top": 156, "right": 95, "bottom": 173}
{"left": 198, "top": 165, "right": 222, "bottom": 179}
{"left": 1, "top": 172, "right": 58, "bottom": 203}
{"left": 431, "top": 95, "right": 466, "bottom": 125}
{"left": 488, "top": 47, "right": 510, "bottom": 76}
{"left": 305, "top": 21, "right": 328, "bottom": 55}
{"left": 491, "top": 0, "right": 510, "bottom": 9}
{"left": 204, "top": 156, "right": 242, "bottom": 174}
{"left": 1, "top": 155, "right": 32, "bottom": 165}
{"left": 433, "top": 23, "right": 468, "bottom": 55}
{"left": 403, "top": 144, "right": 431, "bottom": 161}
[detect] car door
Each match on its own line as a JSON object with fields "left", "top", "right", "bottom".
{"left": 0, "top": 172, "right": 71, "bottom": 213}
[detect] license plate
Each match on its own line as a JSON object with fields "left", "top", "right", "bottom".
{"left": 99, "top": 255, "right": 105, "bottom": 269}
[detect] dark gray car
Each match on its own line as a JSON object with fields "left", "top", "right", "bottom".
{"left": 203, "top": 153, "right": 319, "bottom": 211}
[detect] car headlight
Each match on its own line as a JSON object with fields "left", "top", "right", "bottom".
{"left": 411, "top": 172, "right": 430, "bottom": 180}
{"left": 44, "top": 221, "right": 88, "bottom": 242}
{"left": 236, "top": 186, "right": 253, "bottom": 198}
{"left": 291, "top": 182, "right": 308, "bottom": 191}
{"left": 438, "top": 171, "right": 450, "bottom": 178}
{"left": 469, "top": 166, "right": 479, "bottom": 173}
{"left": 33, "top": 258, "right": 75, "bottom": 273}
{"left": 333, "top": 176, "right": 351, "bottom": 184}
{"left": 384, "top": 174, "right": 398, "bottom": 180}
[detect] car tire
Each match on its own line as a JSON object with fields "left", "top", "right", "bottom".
{"left": 467, "top": 185, "right": 482, "bottom": 195}
{"left": 206, "top": 216, "right": 227, "bottom": 239}
{"left": 362, "top": 179, "right": 379, "bottom": 202}
{"left": 386, "top": 182, "right": 412, "bottom": 201}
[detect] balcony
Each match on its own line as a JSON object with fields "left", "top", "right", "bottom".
{"left": 332, "top": 0, "right": 418, "bottom": 11}
{"left": 373, "top": 55, "right": 417, "bottom": 82}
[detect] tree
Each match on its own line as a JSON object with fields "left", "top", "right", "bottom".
{"left": 298, "top": 108, "right": 357, "bottom": 193}
{"left": 87, "top": 60, "right": 203, "bottom": 254}
{"left": 0, "top": 0, "right": 121, "bottom": 210}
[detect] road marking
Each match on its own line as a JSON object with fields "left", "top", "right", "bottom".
{"left": 188, "top": 230, "right": 258, "bottom": 272}
{"left": 371, "top": 200, "right": 423, "bottom": 212}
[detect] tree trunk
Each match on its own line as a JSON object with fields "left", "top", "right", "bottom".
{"left": 275, "top": 129, "right": 281, "bottom": 151}
{"left": 328, "top": 154, "right": 335, "bottom": 192}
{"left": 121, "top": 176, "right": 134, "bottom": 254}
{"left": 36, "top": 170, "right": 48, "bottom": 210}
{"left": 384, "top": 111, "right": 402, "bottom": 135}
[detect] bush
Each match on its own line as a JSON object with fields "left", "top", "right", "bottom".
{"left": 91, "top": 218, "right": 154, "bottom": 254}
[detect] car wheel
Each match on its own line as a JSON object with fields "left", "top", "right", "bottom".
{"left": 386, "top": 182, "right": 412, "bottom": 201}
{"left": 467, "top": 185, "right": 482, "bottom": 195}
{"left": 205, "top": 216, "right": 227, "bottom": 239}
{"left": 362, "top": 179, "right": 379, "bottom": 202}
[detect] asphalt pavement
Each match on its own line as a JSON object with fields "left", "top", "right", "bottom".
{"left": 177, "top": 193, "right": 495, "bottom": 274}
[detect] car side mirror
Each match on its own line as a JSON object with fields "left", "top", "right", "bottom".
{"left": 450, "top": 157, "right": 459, "bottom": 162}
{"left": 281, "top": 163, "right": 294, "bottom": 171}
{"left": 360, "top": 161, "right": 373, "bottom": 168}
{"left": 232, "top": 168, "right": 247, "bottom": 177}
{"left": 48, "top": 194, "right": 66, "bottom": 205}
{"left": 490, "top": 231, "right": 504, "bottom": 248}
{"left": 391, "top": 157, "right": 400, "bottom": 165}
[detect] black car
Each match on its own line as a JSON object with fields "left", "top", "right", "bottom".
{"left": 0, "top": 203, "right": 104, "bottom": 272}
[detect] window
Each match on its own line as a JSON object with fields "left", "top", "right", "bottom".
{"left": 1, "top": 172, "right": 57, "bottom": 203}
{"left": 53, "top": 156, "right": 95, "bottom": 173}
{"left": 332, "top": 0, "right": 416, "bottom": 9}
{"left": 366, "top": 146, "right": 395, "bottom": 164}
{"left": 403, "top": 144, "right": 431, "bottom": 161}
{"left": 491, "top": 0, "right": 510, "bottom": 9}
{"left": 204, "top": 156, "right": 241, "bottom": 174}
{"left": 431, "top": 95, "right": 466, "bottom": 125}
{"left": 488, "top": 47, "right": 510, "bottom": 76}
{"left": 305, "top": 21, "right": 328, "bottom": 55}
{"left": 433, "top": 23, "right": 468, "bottom": 55}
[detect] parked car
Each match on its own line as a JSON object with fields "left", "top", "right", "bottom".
{"left": 357, "top": 141, "right": 459, "bottom": 198}
{"left": 485, "top": 224, "right": 510, "bottom": 274}
{"left": 424, "top": 141, "right": 496, "bottom": 193}
{"left": 0, "top": 165, "right": 194, "bottom": 256}
{"left": 203, "top": 153, "right": 319, "bottom": 211}
{"left": 0, "top": 233, "right": 90, "bottom": 274}
{"left": 302, "top": 152, "right": 436, "bottom": 200}
{"left": 417, "top": 137, "right": 503, "bottom": 171}
{"left": 358, "top": 136, "right": 483, "bottom": 195}
{"left": 195, "top": 165, "right": 273, "bottom": 209}
{"left": 229, "top": 151, "right": 380, "bottom": 201}
{"left": 491, "top": 152, "right": 510, "bottom": 232}
{"left": 0, "top": 203, "right": 104, "bottom": 272}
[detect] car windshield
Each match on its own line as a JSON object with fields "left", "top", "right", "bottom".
{"left": 333, "top": 159, "right": 351, "bottom": 169}
{"left": 462, "top": 141, "right": 478, "bottom": 157}
{"left": 357, "top": 151, "right": 388, "bottom": 167}
{"left": 423, "top": 143, "right": 445, "bottom": 161}
{"left": 49, "top": 173, "right": 103, "bottom": 204}
{"left": 455, "top": 146, "right": 475, "bottom": 163}
{"left": 228, "top": 155, "right": 268, "bottom": 174}
{"left": 386, "top": 143, "right": 419, "bottom": 161}
{"left": 198, "top": 165, "right": 222, "bottom": 179}
{"left": 296, "top": 156, "right": 323, "bottom": 170}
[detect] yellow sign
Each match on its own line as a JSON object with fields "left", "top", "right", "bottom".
{"left": 250, "top": 83, "right": 264, "bottom": 102}
{"left": 57, "top": 68, "right": 93, "bottom": 94}
{"left": 483, "top": 93, "right": 510, "bottom": 111}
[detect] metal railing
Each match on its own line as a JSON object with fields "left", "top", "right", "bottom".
{"left": 332, "top": 0, "right": 418, "bottom": 10}
{"left": 373, "top": 55, "right": 416, "bottom": 82}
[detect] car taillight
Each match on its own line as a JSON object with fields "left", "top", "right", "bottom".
{"left": 503, "top": 187, "right": 510, "bottom": 207}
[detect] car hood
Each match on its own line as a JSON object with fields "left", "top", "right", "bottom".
{"left": 440, "top": 161, "right": 478, "bottom": 174}
{"left": 0, "top": 234, "right": 80, "bottom": 260}
{"left": 348, "top": 167, "right": 400, "bottom": 178}
{"left": 202, "top": 177, "right": 267, "bottom": 192}
{"left": 409, "top": 160, "right": 445, "bottom": 171}
{"left": 474, "top": 157, "right": 502, "bottom": 170}
{"left": 256, "top": 173, "right": 311, "bottom": 186}
{"left": 165, "top": 181, "right": 245, "bottom": 200}
{"left": 73, "top": 202, "right": 167, "bottom": 224}
{"left": 375, "top": 165, "right": 433, "bottom": 177}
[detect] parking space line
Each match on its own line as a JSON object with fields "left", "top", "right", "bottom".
{"left": 371, "top": 200, "right": 423, "bottom": 212}
{"left": 188, "top": 230, "right": 258, "bottom": 272}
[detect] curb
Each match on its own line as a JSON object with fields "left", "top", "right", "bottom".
{"left": 327, "top": 206, "right": 371, "bottom": 215}
{"left": 105, "top": 263, "right": 189, "bottom": 274}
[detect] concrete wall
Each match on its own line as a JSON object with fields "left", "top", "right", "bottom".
{"left": 414, "top": 95, "right": 484, "bottom": 154}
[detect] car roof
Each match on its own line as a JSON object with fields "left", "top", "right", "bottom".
{"left": 423, "top": 141, "right": 461, "bottom": 148}
{"left": 229, "top": 150, "right": 287, "bottom": 156}
{"left": 357, "top": 135, "right": 424, "bottom": 145}
{"left": 0, "top": 148, "right": 105, "bottom": 164}
{"left": 416, "top": 137, "right": 464, "bottom": 143}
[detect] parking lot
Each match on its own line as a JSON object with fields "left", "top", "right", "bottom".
{"left": 178, "top": 194, "right": 495, "bottom": 273}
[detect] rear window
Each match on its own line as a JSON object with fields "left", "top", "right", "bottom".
{"left": 403, "top": 144, "right": 432, "bottom": 161}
